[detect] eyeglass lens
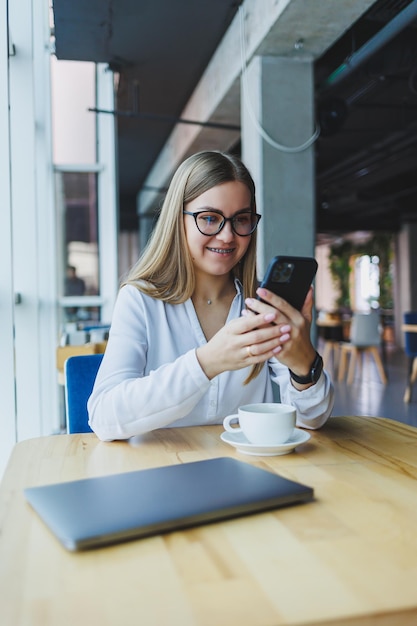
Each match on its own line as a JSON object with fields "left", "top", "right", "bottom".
{"left": 195, "top": 211, "right": 259, "bottom": 236}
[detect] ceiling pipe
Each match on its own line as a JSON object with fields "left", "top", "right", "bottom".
{"left": 318, "top": 122, "right": 417, "bottom": 184}
{"left": 323, "top": 0, "right": 417, "bottom": 90}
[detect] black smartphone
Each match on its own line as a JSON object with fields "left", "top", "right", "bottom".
{"left": 257, "top": 255, "right": 318, "bottom": 311}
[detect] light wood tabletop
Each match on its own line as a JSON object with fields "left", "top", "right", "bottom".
{"left": 401, "top": 324, "right": 417, "bottom": 333}
{"left": 1, "top": 415, "right": 417, "bottom": 626}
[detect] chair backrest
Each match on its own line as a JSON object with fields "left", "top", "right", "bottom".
{"left": 350, "top": 311, "right": 381, "bottom": 347}
{"left": 64, "top": 354, "right": 103, "bottom": 433}
{"left": 403, "top": 312, "right": 417, "bottom": 356}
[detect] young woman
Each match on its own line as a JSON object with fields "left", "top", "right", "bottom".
{"left": 88, "top": 151, "right": 334, "bottom": 440}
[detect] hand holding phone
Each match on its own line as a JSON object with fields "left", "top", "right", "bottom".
{"left": 257, "top": 256, "right": 318, "bottom": 311}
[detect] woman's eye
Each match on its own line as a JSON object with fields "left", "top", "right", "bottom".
{"left": 200, "top": 213, "right": 220, "bottom": 225}
{"left": 235, "top": 214, "right": 251, "bottom": 225}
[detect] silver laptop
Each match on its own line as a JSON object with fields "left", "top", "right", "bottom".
{"left": 24, "top": 457, "right": 313, "bottom": 551}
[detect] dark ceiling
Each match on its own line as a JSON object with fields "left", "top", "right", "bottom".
{"left": 52, "top": 0, "right": 417, "bottom": 237}
{"left": 315, "top": 0, "right": 417, "bottom": 235}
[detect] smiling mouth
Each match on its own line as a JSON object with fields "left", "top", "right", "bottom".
{"left": 207, "top": 247, "right": 235, "bottom": 254}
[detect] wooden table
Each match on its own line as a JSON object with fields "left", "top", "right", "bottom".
{"left": 2, "top": 416, "right": 417, "bottom": 625}
{"left": 316, "top": 319, "right": 345, "bottom": 375}
{"left": 401, "top": 324, "right": 417, "bottom": 333}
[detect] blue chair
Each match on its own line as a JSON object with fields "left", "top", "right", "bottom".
{"left": 64, "top": 354, "right": 103, "bottom": 433}
{"left": 403, "top": 312, "right": 417, "bottom": 403}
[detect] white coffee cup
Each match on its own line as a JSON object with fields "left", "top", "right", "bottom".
{"left": 223, "top": 403, "right": 296, "bottom": 445}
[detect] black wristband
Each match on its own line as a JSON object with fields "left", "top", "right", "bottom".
{"left": 289, "top": 352, "right": 323, "bottom": 385}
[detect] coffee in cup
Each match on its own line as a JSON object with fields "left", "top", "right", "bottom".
{"left": 223, "top": 403, "right": 296, "bottom": 445}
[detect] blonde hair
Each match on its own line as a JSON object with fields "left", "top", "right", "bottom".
{"left": 124, "top": 150, "right": 262, "bottom": 382}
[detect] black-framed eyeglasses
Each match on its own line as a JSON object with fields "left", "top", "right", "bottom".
{"left": 183, "top": 209, "right": 261, "bottom": 237}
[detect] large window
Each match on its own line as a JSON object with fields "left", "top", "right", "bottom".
{"left": 1, "top": 8, "right": 117, "bottom": 465}
{"left": 354, "top": 254, "right": 380, "bottom": 312}
{"left": 56, "top": 170, "right": 101, "bottom": 324}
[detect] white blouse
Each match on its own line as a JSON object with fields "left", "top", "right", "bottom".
{"left": 88, "top": 282, "right": 334, "bottom": 440}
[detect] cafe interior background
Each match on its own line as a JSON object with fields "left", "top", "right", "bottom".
{"left": 2, "top": 0, "right": 417, "bottom": 478}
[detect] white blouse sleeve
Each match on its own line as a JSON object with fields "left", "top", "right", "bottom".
{"left": 87, "top": 286, "right": 211, "bottom": 440}
{"left": 268, "top": 358, "right": 334, "bottom": 430}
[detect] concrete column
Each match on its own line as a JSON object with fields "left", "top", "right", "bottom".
{"left": 241, "top": 55, "right": 316, "bottom": 278}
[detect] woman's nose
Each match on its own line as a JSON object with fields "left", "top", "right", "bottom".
{"left": 216, "top": 220, "right": 234, "bottom": 241}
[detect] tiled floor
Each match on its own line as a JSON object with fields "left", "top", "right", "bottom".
{"left": 319, "top": 340, "right": 417, "bottom": 428}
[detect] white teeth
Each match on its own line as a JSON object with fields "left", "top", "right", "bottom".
{"left": 209, "top": 248, "right": 233, "bottom": 253}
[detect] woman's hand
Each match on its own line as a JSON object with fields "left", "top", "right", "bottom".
{"left": 196, "top": 305, "right": 284, "bottom": 380}
{"left": 243, "top": 287, "right": 317, "bottom": 385}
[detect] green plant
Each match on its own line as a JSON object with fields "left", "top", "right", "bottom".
{"left": 328, "top": 241, "right": 352, "bottom": 309}
{"left": 328, "top": 233, "right": 394, "bottom": 311}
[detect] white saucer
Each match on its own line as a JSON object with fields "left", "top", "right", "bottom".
{"left": 220, "top": 428, "right": 311, "bottom": 456}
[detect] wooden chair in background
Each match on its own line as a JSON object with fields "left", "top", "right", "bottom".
{"left": 338, "top": 312, "right": 387, "bottom": 385}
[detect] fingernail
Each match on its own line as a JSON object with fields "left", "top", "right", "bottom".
{"left": 241, "top": 309, "right": 248, "bottom": 317}
{"left": 245, "top": 297, "right": 255, "bottom": 306}
{"left": 272, "top": 345, "right": 282, "bottom": 354}
{"left": 280, "top": 333, "right": 290, "bottom": 342}
{"left": 280, "top": 325, "right": 291, "bottom": 333}
{"left": 264, "top": 313, "right": 276, "bottom": 322}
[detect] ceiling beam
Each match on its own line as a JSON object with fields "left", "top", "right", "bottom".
{"left": 138, "top": 0, "right": 375, "bottom": 216}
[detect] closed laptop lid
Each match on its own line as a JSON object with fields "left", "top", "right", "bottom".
{"left": 24, "top": 457, "right": 313, "bottom": 551}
